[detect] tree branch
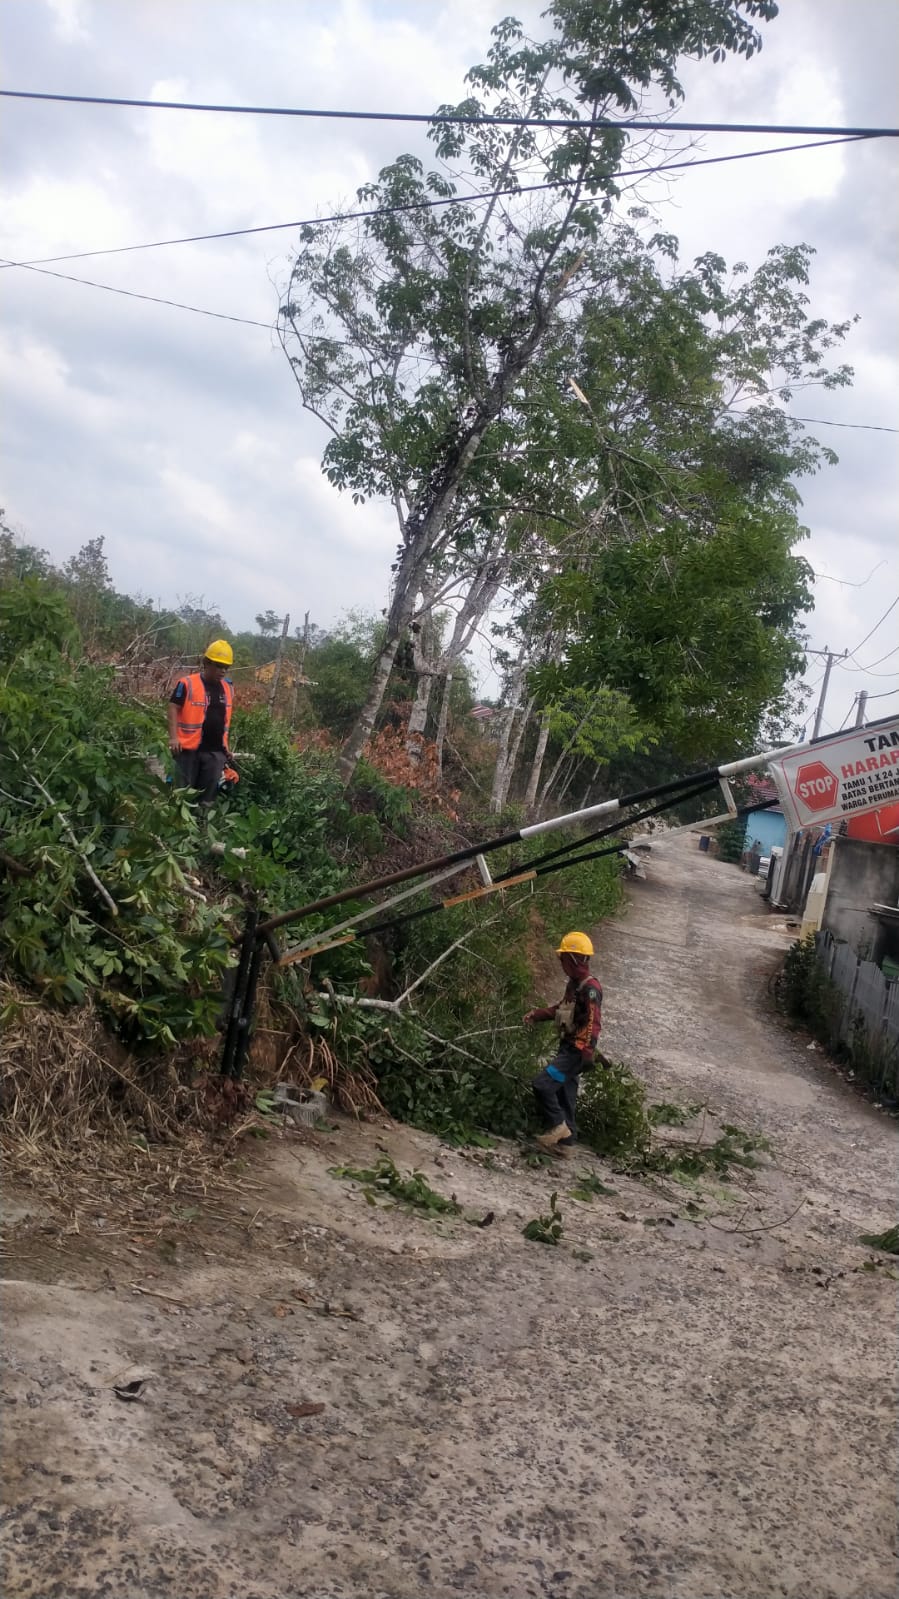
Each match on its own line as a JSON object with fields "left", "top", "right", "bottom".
{"left": 27, "top": 772, "right": 118, "bottom": 917}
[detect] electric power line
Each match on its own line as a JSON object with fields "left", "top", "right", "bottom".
{"left": 1, "top": 87, "right": 897, "bottom": 138}
{"left": 838, "top": 640, "right": 899, "bottom": 674}
{"left": 0, "top": 135, "right": 867, "bottom": 273}
{"left": 861, "top": 686, "right": 899, "bottom": 700}
{"left": 8, "top": 253, "right": 895, "bottom": 446}
{"left": 856, "top": 642, "right": 899, "bottom": 672}
{"left": 0, "top": 257, "right": 276, "bottom": 330}
{"left": 849, "top": 594, "right": 899, "bottom": 657}
{"left": 792, "top": 416, "right": 899, "bottom": 435}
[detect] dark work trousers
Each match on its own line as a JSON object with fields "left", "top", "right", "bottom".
{"left": 175, "top": 749, "right": 226, "bottom": 807}
{"left": 532, "top": 1043, "right": 583, "bottom": 1142}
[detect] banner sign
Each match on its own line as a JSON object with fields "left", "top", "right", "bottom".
{"left": 767, "top": 717, "right": 899, "bottom": 831}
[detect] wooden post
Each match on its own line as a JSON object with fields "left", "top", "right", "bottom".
{"left": 267, "top": 612, "right": 290, "bottom": 717}
{"left": 290, "top": 610, "right": 310, "bottom": 728}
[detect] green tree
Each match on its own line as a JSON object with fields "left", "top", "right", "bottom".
{"left": 543, "top": 509, "right": 812, "bottom": 762}
{"left": 255, "top": 610, "right": 283, "bottom": 640}
{"left": 280, "top": 1, "right": 778, "bottom": 786}
{"left": 489, "top": 237, "right": 853, "bottom": 792}
{"left": 61, "top": 536, "right": 113, "bottom": 647}
{"left": 0, "top": 512, "right": 56, "bottom": 585}
{"left": 306, "top": 613, "right": 384, "bottom": 737}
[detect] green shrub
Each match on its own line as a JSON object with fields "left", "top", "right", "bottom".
{"left": 577, "top": 1060, "right": 652, "bottom": 1160}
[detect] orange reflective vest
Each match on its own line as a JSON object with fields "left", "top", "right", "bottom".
{"left": 175, "top": 672, "right": 233, "bottom": 751}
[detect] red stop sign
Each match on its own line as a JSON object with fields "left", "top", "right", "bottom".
{"left": 795, "top": 760, "right": 838, "bottom": 812}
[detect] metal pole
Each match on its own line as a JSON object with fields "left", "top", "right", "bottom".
{"left": 257, "top": 745, "right": 781, "bottom": 937}
{"left": 232, "top": 935, "right": 265, "bottom": 1081}
{"left": 854, "top": 690, "right": 868, "bottom": 727}
{"left": 220, "top": 907, "right": 260, "bottom": 1078}
{"left": 811, "top": 647, "right": 847, "bottom": 740}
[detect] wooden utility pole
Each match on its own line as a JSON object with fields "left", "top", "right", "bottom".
{"left": 290, "top": 611, "right": 310, "bottom": 728}
{"left": 267, "top": 613, "right": 290, "bottom": 716}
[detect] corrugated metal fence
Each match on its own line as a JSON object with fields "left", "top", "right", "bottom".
{"left": 815, "top": 930, "right": 899, "bottom": 1095}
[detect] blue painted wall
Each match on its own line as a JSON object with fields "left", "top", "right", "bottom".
{"left": 743, "top": 808, "right": 787, "bottom": 855}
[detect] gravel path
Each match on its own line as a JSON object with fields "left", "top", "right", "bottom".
{"left": 2, "top": 837, "right": 897, "bottom": 1598}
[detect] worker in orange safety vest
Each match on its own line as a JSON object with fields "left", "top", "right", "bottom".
{"left": 167, "top": 639, "right": 235, "bottom": 807}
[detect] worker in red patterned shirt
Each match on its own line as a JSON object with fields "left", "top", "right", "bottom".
{"left": 524, "top": 931, "right": 603, "bottom": 1158}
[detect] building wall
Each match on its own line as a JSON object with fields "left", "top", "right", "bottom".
{"left": 820, "top": 836, "right": 899, "bottom": 962}
{"left": 743, "top": 808, "right": 787, "bottom": 857}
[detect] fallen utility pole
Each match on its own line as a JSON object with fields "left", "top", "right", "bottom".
{"left": 221, "top": 716, "right": 899, "bottom": 1080}
{"left": 219, "top": 748, "right": 776, "bottom": 1081}
{"left": 256, "top": 747, "right": 777, "bottom": 939}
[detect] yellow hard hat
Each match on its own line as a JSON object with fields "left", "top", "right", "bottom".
{"left": 557, "top": 930, "right": 594, "bottom": 957}
{"left": 204, "top": 638, "right": 233, "bottom": 666}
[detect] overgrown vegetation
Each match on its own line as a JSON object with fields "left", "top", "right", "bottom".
{"left": 0, "top": 568, "right": 626, "bottom": 1160}
{"left": 576, "top": 1060, "right": 652, "bottom": 1159}
{"left": 780, "top": 935, "right": 899, "bottom": 1099}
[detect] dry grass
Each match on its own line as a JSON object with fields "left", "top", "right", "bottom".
{"left": 0, "top": 979, "right": 383, "bottom": 1233}
{"left": 275, "top": 1022, "right": 383, "bottom": 1119}
{"left": 0, "top": 982, "right": 248, "bottom": 1226}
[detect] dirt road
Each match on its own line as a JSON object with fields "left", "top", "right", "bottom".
{"left": 3, "top": 838, "right": 897, "bottom": 1598}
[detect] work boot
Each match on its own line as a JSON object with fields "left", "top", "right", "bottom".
{"left": 536, "top": 1123, "right": 571, "bottom": 1151}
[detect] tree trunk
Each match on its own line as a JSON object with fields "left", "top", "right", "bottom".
{"left": 554, "top": 755, "right": 583, "bottom": 813}
{"left": 536, "top": 695, "right": 599, "bottom": 817}
{"left": 503, "top": 694, "right": 534, "bottom": 803}
{"left": 523, "top": 717, "right": 551, "bottom": 814}
{"left": 337, "top": 631, "right": 403, "bottom": 784}
{"left": 489, "top": 648, "right": 528, "bottom": 812}
{"left": 434, "top": 671, "right": 454, "bottom": 781}
{"left": 406, "top": 670, "right": 434, "bottom": 757}
{"left": 338, "top": 256, "right": 582, "bottom": 789}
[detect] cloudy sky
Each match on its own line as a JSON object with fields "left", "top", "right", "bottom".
{"left": 2, "top": 0, "right": 897, "bottom": 736}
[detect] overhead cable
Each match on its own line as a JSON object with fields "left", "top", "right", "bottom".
{"left": 0, "top": 257, "right": 275, "bottom": 330}
{"left": 1, "top": 87, "right": 897, "bottom": 138}
{"left": 0, "top": 135, "right": 867, "bottom": 272}
{"left": 792, "top": 417, "right": 899, "bottom": 435}
{"left": 849, "top": 594, "right": 899, "bottom": 657}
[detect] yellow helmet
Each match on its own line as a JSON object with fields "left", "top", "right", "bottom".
{"left": 204, "top": 638, "right": 233, "bottom": 666}
{"left": 557, "top": 930, "right": 594, "bottom": 957}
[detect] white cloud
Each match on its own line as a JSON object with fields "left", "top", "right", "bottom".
{"left": 44, "top": 0, "right": 90, "bottom": 43}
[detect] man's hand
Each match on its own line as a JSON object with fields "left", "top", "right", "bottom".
{"left": 169, "top": 738, "right": 182, "bottom": 755}
{"left": 522, "top": 1010, "right": 540, "bottom": 1027}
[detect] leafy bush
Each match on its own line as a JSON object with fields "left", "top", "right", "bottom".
{"left": 859, "top": 1226, "right": 899, "bottom": 1255}
{"left": 577, "top": 1060, "right": 652, "bottom": 1160}
{"left": 0, "top": 621, "right": 233, "bottom": 1041}
{"left": 780, "top": 935, "right": 844, "bottom": 1053}
{"left": 716, "top": 817, "right": 745, "bottom": 864}
{"left": 0, "top": 581, "right": 373, "bottom": 1045}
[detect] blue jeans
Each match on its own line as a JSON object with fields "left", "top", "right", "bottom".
{"left": 532, "top": 1044, "right": 582, "bottom": 1141}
